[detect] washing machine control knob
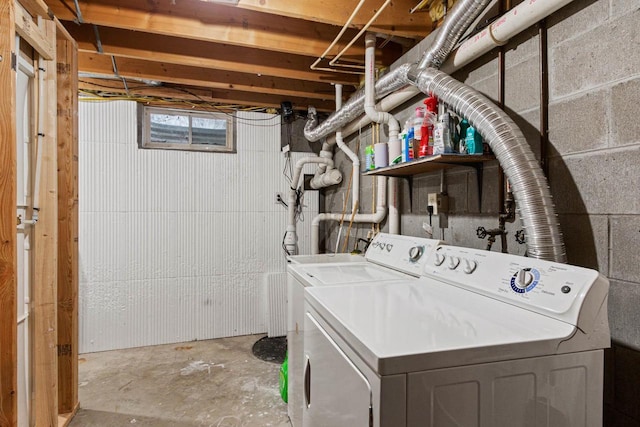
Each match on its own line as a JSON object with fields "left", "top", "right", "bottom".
{"left": 408, "top": 246, "right": 424, "bottom": 262}
{"left": 448, "top": 256, "right": 460, "bottom": 270}
{"left": 463, "top": 259, "right": 477, "bottom": 274}
{"left": 434, "top": 252, "right": 446, "bottom": 266}
{"left": 514, "top": 269, "right": 534, "bottom": 290}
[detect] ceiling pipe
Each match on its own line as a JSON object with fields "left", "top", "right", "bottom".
{"left": 307, "top": 0, "right": 576, "bottom": 146}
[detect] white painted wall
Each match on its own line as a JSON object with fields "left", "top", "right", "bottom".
{"left": 79, "top": 101, "right": 318, "bottom": 352}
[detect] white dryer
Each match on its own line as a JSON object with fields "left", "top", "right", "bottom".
{"left": 286, "top": 233, "right": 443, "bottom": 427}
{"left": 302, "top": 245, "right": 610, "bottom": 427}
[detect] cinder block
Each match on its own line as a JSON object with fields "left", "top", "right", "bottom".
{"left": 443, "top": 170, "right": 469, "bottom": 214}
{"left": 468, "top": 76, "right": 499, "bottom": 104}
{"left": 509, "top": 109, "right": 542, "bottom": 160}
{"left": 547, "top": 0, "right": 609, "bottom": 48}
{"left": 454, "top": 52, "right": 499, "bottom": 86}
{"left": 610, "top": 0, "right": 639, "bottom": 19}
{"left": 608, "top": 280, "right": 640, "bottom": 350}
{"left": 505, "top": 56, "right": 541, "bottom": 113}
{"left": 504, "top": 26, "right": 540, "bottom": 69}
{"left": 550, "top": 9, "right": 640, "bottom": 98}
{"left": 558, "top": 214, "right": 609, "bottom": 272}
{"left": 548, "top": 89, "right": 608, "bottom": 157}
{"left": 610, "top": 216, "right": 640, "bottom": 283}
{"left": 548, "top": 148, "right": 640, "bottom": 215}
{"left": 611, "top": 78, "right": 640, "bottom": 146}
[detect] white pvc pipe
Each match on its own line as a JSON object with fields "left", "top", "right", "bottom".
{"left": 286, "top": 156, "right": 334, "bottom": 254}
{"left": 442, "top": 0, "right": 574, "bottom": 73}
{"left": 325, "top": 0, "right": 571, "bottom": 145}
{"left": 364, "top": 33, "right": 400, "bottom": 140}
{"left": 334, "top": 84, "right": 360, "bottom": 213}
{"left": 311, "top": 176, "right": 387, "bottom": 254}
{"left": 388, "top": 177, "right": 400, "bottom": 234}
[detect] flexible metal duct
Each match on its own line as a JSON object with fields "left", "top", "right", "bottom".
{"left": 304, "top": 0, "right": 491, "bottom": 142}
{"left": 410, "top": 67, "right": 566, "bottom": 262}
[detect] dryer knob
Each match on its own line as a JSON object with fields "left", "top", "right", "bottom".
{"left": 448, "top": 256, "right": 460, "bottom": 270}
{"left": 515, "top": 269, "right": 534, "bottom": 290}
{"left": 409, "top": 246, "right": 424, "bottom": 262}
{"left": 434, "top": 252, "right": 446, "bottom": 266}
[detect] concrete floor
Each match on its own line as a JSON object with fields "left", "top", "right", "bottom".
{"left": 69, "top": 334, "right": 291, "bottom": 427}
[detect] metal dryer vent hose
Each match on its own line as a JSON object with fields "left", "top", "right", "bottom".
{"left": 303, "top": 0, "right": 567, "bottom": 262}
{"left": 409, "top": 67, "right": 567, "bottom": 262}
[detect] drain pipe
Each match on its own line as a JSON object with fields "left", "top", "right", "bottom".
{"left": 334, "top": 84, "right": 360, "bottom": 213}
{"left": 311, "top": 176, "right": 387, "bottom": 254}
{"left": 364, "top": 33, "right": 400, "bottom": 235}
{"left": 305, "top": 0, "right": 575, "bottom": 144}
{"left": 284, "top": 156, "right": 334, "bottom": 255}
{"left": 308, "top": 106, "right": 343, "bottom": 190}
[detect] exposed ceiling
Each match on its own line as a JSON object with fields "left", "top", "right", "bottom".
{"left": 45, "top": 0, "right": 437, "bottom": 112}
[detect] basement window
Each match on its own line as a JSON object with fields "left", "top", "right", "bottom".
{"left": 139, "top": 105, "right": 235, "bottom": 153}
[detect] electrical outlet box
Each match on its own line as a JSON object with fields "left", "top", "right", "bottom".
{"left": 281, "top": 144, "right": 291, "bottom": 156}
{"left": 427, "top": 193, "right": 449, "bottom": 215}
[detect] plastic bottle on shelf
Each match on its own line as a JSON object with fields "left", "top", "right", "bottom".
{"left": 458, "top": 119, "right": 470, "bottom": 154}
{"left": 407, "top": 122, "right": 415, "bottom": 161}
{"left": 401, "top": 120, "right": 411, "bottom": 162}
{"left": 413, "top": 107, "right": 424, "bottom": 158}
{"left": 465, "top": 126, "right": 484, "bottom": 154}
{"left": 365, "top": 145, "right": 375, "bottom": 170}
{"left": 423, "top": 95, "right": 438, "bottom": 156}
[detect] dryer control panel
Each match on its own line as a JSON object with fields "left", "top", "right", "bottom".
{"left": 422, "top": 245, "right": 609, "bottom": 330}
{"left": 365, "top": 233, "right": 442, "bottom": 276}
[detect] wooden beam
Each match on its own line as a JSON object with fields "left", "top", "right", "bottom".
{"left": 56, "top": 25, "right": 78, "bottom": 417}
{"left": 47, "top": 0, "right": 394, "bottom": 61}
{"left": 78, "top": 52, "right": 348, "bottom": 101}
{"left": 66, "top": 24, "right": 360, "bottom": 86}
{"left": 236, "top": 0, "right": 432, "bottom": 39}
{"left": 33, "top": 16, "right": 59, "bottom": 426}
{"left": 79, "top": 78, "right": 337, "bottom": 112}
{"left": 0, "top": 1, "right": 17, "bottom": 425}
{"left": 15, "top": 2, "right": 54, "bottom": 59}
{"left": 17, "top": 0, "right": 52, "bottom": 19}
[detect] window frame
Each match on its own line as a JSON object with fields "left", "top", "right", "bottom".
{"left": 139, "top": 105, "right": 235, "bottom": 153}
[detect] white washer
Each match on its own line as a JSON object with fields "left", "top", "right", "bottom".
{"left": 287, "top": 233, "right": 442, "bottom": 427}
{"left": 302, "top": 245, "right": 610, "bottom": 427}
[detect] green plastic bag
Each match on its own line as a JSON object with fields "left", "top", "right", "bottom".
{"left": 279, "top": 352, "right": 288, "bottom": 403}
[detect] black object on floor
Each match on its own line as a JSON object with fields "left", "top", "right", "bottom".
{"left": 252, "top": 336, "right": 286, "bottom": 364}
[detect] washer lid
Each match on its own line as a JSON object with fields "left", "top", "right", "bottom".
{"left": 305, "top": 280, "right": 577, "bottom": 375}
{"left": 291, "top": 263, "right": 411, "bottom": 287}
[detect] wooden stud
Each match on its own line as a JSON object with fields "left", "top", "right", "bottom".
{"left": 17, "top": 0, "right": 51, "bottom": 20}
{"left": 0, "top": 1, "right": 17, "bottom": 425}
{"left": 32, "top": 16, "right": 59, "bottom": 427}
{"left": 14, "top": 2, "right": 54, "bottom": 60}
{"left": 65, "top": 24, "right": 360, "bottom": 86}
{"left": 47, "top": 0, "right": 383, "bottom": 60}
{"left": 77, "top": 52, "right": 348, "bottom": 101}
{"left": 56, "top": 25, "right": 78, "bottom": 418}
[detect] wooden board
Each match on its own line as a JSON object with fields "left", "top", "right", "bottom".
{"left": 0, "top": 1, "right": 17, "bottom": 425}
{"left": 32, "top": 16, "right": 59, "bottom": 427}
{"left": 14, "top": 2, "right": 54, "bottom": 60}
{"left": 56, "top": 26, "right": 79, "bottom": 417}
{"left": 17, "top": 0, "right": 51, "bottom": 20}
{"left": 364, "top": 154, "right": 496, "bottom": 176}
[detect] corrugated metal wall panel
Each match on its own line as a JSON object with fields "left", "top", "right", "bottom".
{"left": 79, "top": 103, "right": 319, "bottom": 352}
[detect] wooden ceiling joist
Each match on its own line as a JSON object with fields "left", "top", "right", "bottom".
{"left": 78, "top": 52, "right": 348, "bottom": 101}
{"left": 235, "top": 0, "right": 432, "bottom": 39}
{"left": 66, "top": 24, "right": 360, "bottom": 86}
{"left": 79, "top": 78, "right": 337, "bottom": 112}
{"left": 48, "top": 0, "right": 402, "bottom": 61}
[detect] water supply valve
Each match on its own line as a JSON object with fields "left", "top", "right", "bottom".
{"left": 515, "top": 229, "right": 526, "bottom": 245}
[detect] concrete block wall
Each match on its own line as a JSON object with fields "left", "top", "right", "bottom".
{"left": 314, "top": 0, "right": 640, "bottom": 424}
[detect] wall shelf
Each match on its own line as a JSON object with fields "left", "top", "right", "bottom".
{"left": 363, "top": 154, "right": 496, "bottom": 177}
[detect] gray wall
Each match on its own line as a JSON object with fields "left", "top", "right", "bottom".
{"left": 312, "top": 0, "right": 640, "bottom": 424}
